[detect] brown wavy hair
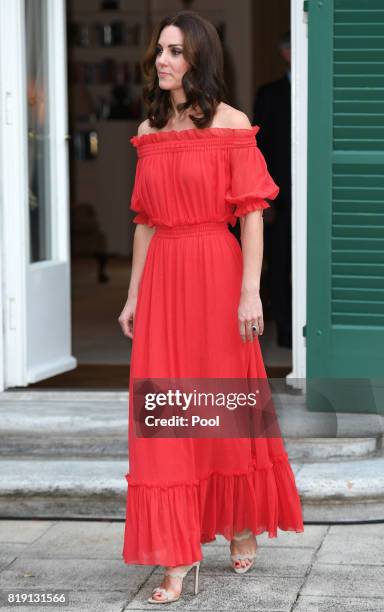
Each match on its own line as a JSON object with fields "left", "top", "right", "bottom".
{"left": 141, "top": 10, "right": 228, "bottom": 129}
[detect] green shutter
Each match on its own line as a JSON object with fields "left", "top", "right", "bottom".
{"left": 307, "top": 0, "right": 384, "bottom": 410}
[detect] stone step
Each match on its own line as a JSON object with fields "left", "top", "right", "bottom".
{"left": 0, "top": 392, "right": 128, "bottom": 459}
{"left": 0, "top": 434, "right": 380, "bottom": 463}
{"left": 295, "top": 456, "right": 384, "bottom": 522}
{"left": 0, "top": 391, "right": 382, "bottom": 461}
{"left": 0, "top": 459, "right": 126, "bottom": 519}
{"left": 285, "top": 437, "right": 380, "bottom": 462}
{"left": 0, "top": 457, "right": 383, "bottom": 522}
{"left": 0, "top": 433, "right": 127, "bottom": 459}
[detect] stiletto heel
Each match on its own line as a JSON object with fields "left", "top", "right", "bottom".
{"left": 193, "top": 560, "right": 200, "bottom": 595}
{"left": 230, "top": 529, "right": 257, "bottom": 574}
{"left": 148, "top": 560, "right": 201, "bottom": 604}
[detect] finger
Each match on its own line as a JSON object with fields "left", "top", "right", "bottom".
{"left": 248, "top": 320, "right": 255, "bottom": 343}
{"left": 246, "top": 320, "right": 254, "bottom": 343}
{"left": 251, "top": 319, "right": 260, "bottom": 342}
{"left": 118, "top": 316, "right": 133, "bottom": 339}
{"left": 128, "top": 316, "right": 134, "bottom": 339}
{"left": 238, "top": 319, "right": 246, "bottom": 343}
{"left": 258, "top": 316, "right": 264, "bottom": 336}
{"left": 254, "top": 319, "right": 261, "bottom": 339}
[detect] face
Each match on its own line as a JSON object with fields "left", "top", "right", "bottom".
{"left": 155, "top": 25, "right": 190, "bottom": 91}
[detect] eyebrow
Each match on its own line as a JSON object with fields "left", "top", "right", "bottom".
{"left": 156, "top": 43, "right": 183, "bottom": 48}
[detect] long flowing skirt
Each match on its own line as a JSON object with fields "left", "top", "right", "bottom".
{"left": 123, "top": 222, "right": 304, "bottom": 566}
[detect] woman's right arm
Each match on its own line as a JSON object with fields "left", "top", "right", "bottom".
{"left": 118, "top": 223, "right": 155, "bottom": 339}
{"left": 118, "top": 119, "right": 155, "bottom": 339}
{"left": 128, "top": 223, "right": 155, "bottom": 299}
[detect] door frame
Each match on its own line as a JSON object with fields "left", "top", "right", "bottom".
{"left": 0, "top": 0, "right": 76, "bottom": 392}
{"left": 287, "top": 0, "right": 308, "bottom": 386}
{"left": 0, "top": 0, "right": 28, "bottom": 390}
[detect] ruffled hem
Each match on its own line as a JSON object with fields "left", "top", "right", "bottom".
{"left": 122, "top": 453, "right": 304, "bottom": 566}
{"left": 226, "top": 193, "right": 279, "bottom": 219}
{"left": 130, "top": 124, "right": 260, "bottom": 148}
{"left": 132, "top": 212, "right": 150, "bottom": 225}
{"left": 233, "top": 199, "right": 272, "bottom": 218}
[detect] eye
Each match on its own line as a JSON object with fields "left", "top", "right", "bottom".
{"left": 155, "top": 46, "right": 162, "bottom": 55}
{"left": 172, "top": 48, "right": 182, "bottom": 55}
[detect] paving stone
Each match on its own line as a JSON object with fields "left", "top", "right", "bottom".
{"left": 186, "top": 544, "right": 313, "bottom": 577}
{"left": 317, "top": 523, "right": 384, "bottom": 565}
{"left": 125, "top": 572, "right": 304, "bottom": 610}
{"left": 301, "top": 564, "right": 384, "bottom": 599}
{"left": 0, "top": 555, "right": 17, "bottom": 572}
{"left": 0, "top": 520, "right": 54, "bottom": 543}
{"left": 295, "top": 595, "right": 384, "bottom": 612}
{"left": 0, "top": 558, "right": 152, "bottom": 592}
{"left": 20, "top": 521, "right": 124, "bottom": 559}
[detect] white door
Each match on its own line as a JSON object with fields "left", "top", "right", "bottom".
{"left": 0, "top": 0, "right": 76, "bottom": 389}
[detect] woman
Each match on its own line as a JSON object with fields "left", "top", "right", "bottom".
{"left": 118, "top": 10, "right": 304, "bottom": 605}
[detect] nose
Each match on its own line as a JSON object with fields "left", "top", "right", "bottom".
{"left": 156, "top": 50, "right": 169, "bottom": 66}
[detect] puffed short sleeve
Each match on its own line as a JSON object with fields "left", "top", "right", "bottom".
{"left": 129, "top": 158, "right": 150, "bottom": 225}
{"left": 225, "top": 129, "right": 280, "bottom": 218}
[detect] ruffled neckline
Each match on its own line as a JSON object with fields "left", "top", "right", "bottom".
{"left": 130, "top": 124, "right": 260, "bottom": 147}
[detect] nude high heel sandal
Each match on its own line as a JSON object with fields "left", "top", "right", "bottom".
{"left": 147, "top": 561, "right": 200, "bottom": 604}
{"left": 230, "top": 529, "right": 257, "bottom": 574}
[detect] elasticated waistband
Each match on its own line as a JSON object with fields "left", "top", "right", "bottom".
{"left": 154, "top": 221, "right": 229, "bottom": 238}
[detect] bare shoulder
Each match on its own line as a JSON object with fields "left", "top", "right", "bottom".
{"left": 137, "top": 119, "right": 157, "bottom": 136}
{"left": 213, "top": 103, "right": 252, "bottom": 129}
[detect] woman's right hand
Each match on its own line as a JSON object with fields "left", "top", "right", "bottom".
{"left": 118, "top": 296, "right": 137, "bottom": 339}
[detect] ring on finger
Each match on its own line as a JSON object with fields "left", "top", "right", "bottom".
{"left": 248, "top": 321, "right": 259, "bottom": 335}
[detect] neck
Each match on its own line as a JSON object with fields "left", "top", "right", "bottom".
{"left": 170, "top": 88, "right": 188, "bottom": 116}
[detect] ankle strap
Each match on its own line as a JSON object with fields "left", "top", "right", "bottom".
{"left": 164, "top": 561, "right": 199, "bottom": 578}
{"left": 164, "top": 571, "right": 186, "bottom": 578}
{"left": 232, "top": 529, "right": 253, "bottom": 541}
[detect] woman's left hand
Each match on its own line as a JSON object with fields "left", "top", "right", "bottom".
{"left": 238, "top": 288, "right": 264, "bottom": 343}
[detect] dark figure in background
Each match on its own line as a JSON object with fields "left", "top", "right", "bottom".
{"left": 252, "top": 32, "right": 292, "bottom": 348}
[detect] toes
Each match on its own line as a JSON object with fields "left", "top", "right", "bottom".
{"left": 152, "top": 587, "right": 168, "bottom": 601}
{"left": 233, "top": 558, "right": 252, "bottom": 568}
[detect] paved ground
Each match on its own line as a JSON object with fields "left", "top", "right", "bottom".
{"left": 0, "top": 519, "right": 383, "bottom": 611}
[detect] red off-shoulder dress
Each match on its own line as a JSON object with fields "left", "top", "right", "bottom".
{"left": 122, "top": 126, "right": 304, "bottom": 566}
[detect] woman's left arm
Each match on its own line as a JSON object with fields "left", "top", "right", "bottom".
{"left": 223, "top": 109, "right": 279, "bottom": 343}
{"left": 238, "top": 211, "right": 265, "bottom": 343}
